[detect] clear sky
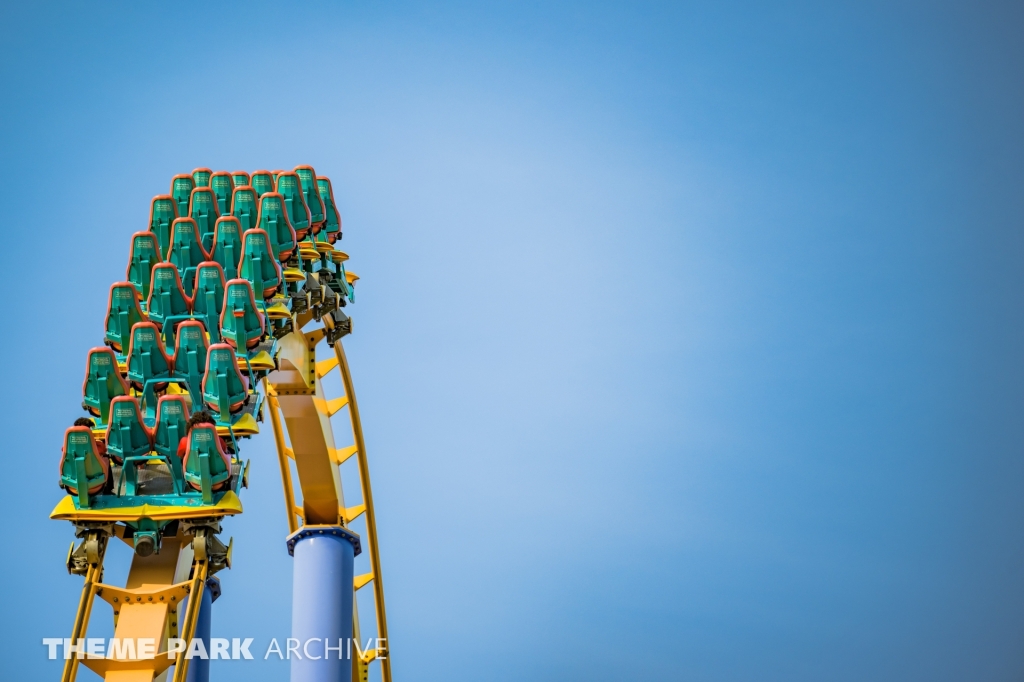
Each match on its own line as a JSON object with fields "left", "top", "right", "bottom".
{"left": 2, "top": 2, "right": 1023, "bottom": 680}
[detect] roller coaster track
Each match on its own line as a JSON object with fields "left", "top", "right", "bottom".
{"left": 51, "top": 167, "right": 391, "bottom": 682}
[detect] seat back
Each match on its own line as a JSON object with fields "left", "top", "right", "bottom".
{"left": 192, "top": 167, "right": 213, "bottom": 188}
{"left": 170, "top": 174, "right": 195, "bottom": 218}
{"left": 231, "top": 171, "right": 251, "bottom": 188}
{"left": 126, "top": 321, "right": 173, "bottom": 387}
{"left": 209, "top": 172, "right": 234, "bottom": 215}
{"left": 168, "top": 217, "right": 209, "bottom": 298}
{"left": 316, "top": 176, "right": 342, "bottom": 241}
{"left": 60, "top": 427, "right": 109, "bottom": 498}
{"left": 182, "top": 424, "right": 232, "bottom": 492}
{"left": 193, "top": 262, "right": 225, "bottom": 341}
{"left": 203, "top": 343, "right": 249, "bottom": 416}
{"left": 146, "top": 263, "right": 192, "bottom": 329}
{"left": 220, "top": 279, "right": 265, "bottom": 350}
{"left": 105, "top": 395, "right": 153, "bottom": 464}
{"left": 189, "top": 187, "right": 221, "bottom": 253}
{"left": 148, "top": 195, "right": 178, "bottom": 259}
{"left": 250, "top": 170, "right": 274, "bottom": 198}
{"left": 255, "top": 192, "right": 296, "bottom": 262}
{"left": 153, "top": 395, "right": 189, "bottom": 460}
{"left": 104, "top": 282, "right": 145, "bottom": 354}
{"left": 82, "top": 347, "right": 129, "bottom": 424}
{"left": 126, "top": 232, "right": 161, "bottom": 303}
{"left": 211, "top": 217, "right": 243, "bottom": 282}
{"left": 275, "top": 171, "right": 310, "bottom": 239}
{"left": 239, "top": 228, "right": 281, "bottom": 300}
{"left": 231, "top": 186, "right": 259, "bottom": 232}
{"left": 294, "top": 165, "right": 325, "bottom": 232}
{"left": 173, "top": 319, "right": 209, "bottom": 399}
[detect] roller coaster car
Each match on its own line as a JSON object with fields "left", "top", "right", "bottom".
{"left": 82, "top": 347, "right": 129, "bottom": 426}
{"left": 126, "top": 231, "right": 161, "bottom": 305}
{"left": 209, "top": 171, "right": 234, "bottom": 215}
{"left": 191, "top": 167, "right": 212, "bottom": 188}
{"left": 182, "top": 425, "right": 232, "bottom": 501}
{"left": 255, "top": 192, "right": 297, "bottom": 262}
{"left": 170, "top": 174, "right": 194, "bottom": 218}
{"left": 148, "top": 263, "right": 192, "bottom": 346}
{"left": 240, "top": 229, "right": 282, "bottom": 300}
{"left": 172, "top": 319, "right": 208, "bottom": 406}
{"left": 294, "top": 165, "right": 326, "bottom": 232}
{"left": 316, "top": 176, "right": 342, "bottom": 243}
{"left": 275, "top": 171, "right": 311, "bottom": 240}
{"left": 148, "top": 195, "right": 178, "bottom": 260}
{"left": 168, "top": 217, "right": 210, "bottom": 298}
{"left": 104, "top": 282, "right": 146, "bottom": 355}
{"left": 231, "top": 170, "right": 250, "bottom": 189}
{"left": 250, "top": 170, "right": 275, "bottom": 199}
{"left": 60, "top": 426, "right": 111, "bottom": 508}
{"left": 189, "top": 186, "right": 221, "bottom": 253}
{"left": 192, "top": 261, "right": 225, "bottom": 343}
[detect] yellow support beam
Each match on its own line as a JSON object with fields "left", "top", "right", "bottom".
{"left": 331, "top": 444, "right": 359, "bottom": 465}
{"left": 342, "top": 503, "right": 366, "bottom": 524}
{"left": 355, "top": 572, "right": 375, "bottom": 590}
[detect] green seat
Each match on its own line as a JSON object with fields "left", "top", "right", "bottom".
{"left": 172, "top": 319, "right": 210, "bottom": 404}
{"left": 275, "top": 171, "right": 310, "bottom": 240}
{"left": 203, "top": 343, "right": 250, "bottom": 416}
{"left": 154, "top": 395, "right": 189, "bottom": 459}
{"left": 60, "top": 426, "right": 110, "bottom": 506}
{"left": 240, "top": 228, "right": 281, "bottom": 300}
{"left": 232, "top": 186, "right": 259, "bottom": 232}
{"left": 294, "top": 165, "right": 325, "bottom": 233}
{"left": 170, "top": 174, "right": 194, "bottom": 218}
{"left": 316, "top": 176, "right": 342, "bottom": 242}
{"left": 168, "top": 218, "right": 209, "bottom": 298}
{"left": 209, "top": 171, "right": 234, "bottom": 215}
{"left": 231, "top": 171, "right": 250, "bottom": 188}
{"left": 220, "top": 279, "right": 265, "bottom": 350}
{"left": 154, "top": 395, "right": 188, "bottom": 486}
{"left": 146, "top": 263, "right": 192, "bottom": 337}
{"left": 126, "top": 321, "right": 173, "bottom": 390}
{"left": 104, "top": 282, "right": 145, "bottom": 354}
{"left": 82, "top": 347, "right": 129, "bottom": 425}
{"left": 148, "top": 195, "right": 178, "bottom": 259}
{"left": 256, "top": 193, "right": 296, "bottom": 262}
{"left": 250, "top": 170, "right": 274, "bottom": 198}
{"left": 192, "top": 262, "right": 225, "bottom": 343}
{"left": 192, "top": 167, "right": 212, "bottom": 188}
{"left": 126, "top": 232, "right": 161, "bottom": 303}
{"left": 211, "top": 217, "right": 243, "bottom": 282}
{"left": 105, "top": 395, "right": 154, "bottom": 466}
{"left": 189, "top": 187, "right": 221, "bottom": 253}
{"left": 182, "top": 424, "right": 232, "bottom": 501}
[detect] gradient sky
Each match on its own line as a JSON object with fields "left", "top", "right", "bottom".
{"left": 1, "top": 2, "right": 1023, "bottom": 680}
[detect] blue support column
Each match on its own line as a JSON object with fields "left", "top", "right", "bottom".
{"left": 287, "top": 526, "right": 361, "bottom": 682}
{"left": 182, "top": 576, "right": 221, "bottom": 682}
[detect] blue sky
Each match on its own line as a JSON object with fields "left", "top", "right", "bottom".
{"left": 1, "top": 1, "right": 1023, "bottom": 680}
